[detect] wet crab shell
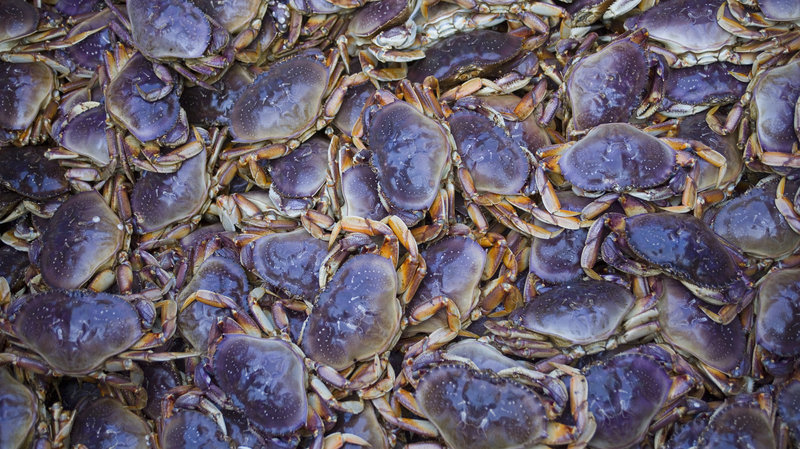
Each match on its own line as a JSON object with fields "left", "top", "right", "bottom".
{"left": 624, "top": 0, "right": 736, "bottom": 57}
{"left": 39, "top": 190, "right": 124, "bottom": 289}
{"left": 127, "top": 0, "right": 215, "bottom": 61}
{"left": 229, "top": 50, "right": 334, "bottom": 143}
{"left": 755, "top": 268, "right": 800, "bottom": 359}
{"left": 656, "top": 277, "right": 748, "bottom": 377}
{"left": 6, "top": 290, "right": 144, "bottom": 376}
{"left": 584, "top": 350, "right": 673, "bottom": 449}
{"left": 209, "top": 334, "right": 309, "bottom": 437}
{"left": 130, "top": 148, "right": 209, "bottom": 233}
{"left": 0, "top": 0, "right": 39, "bottom": 47}
{"left": 300, "top": 253, "right": 401, "bottom": 371}
{"left": 70, "top": 397, "right": 153, "bottom": 449}
{"left": 159, "top": 409, "right": 228, "bottom": 449}
{"left": 509, "top": 279, "right": 635, "bottom": 346}
{"left": 405, "top": 235, "right": 486, "bottom": 336}
{"left": 565, "top": 35, "right": 650, "bottom": 131}
{"left": 447, "top": 108, "right": 531, "bottom": 195}
{"left": 414, "top": 362, "right": 549, "bottom": 449}
{"left": 240, "top": 228, "right": 328, "bottom": 301}
{"left": 0, "top": 62, "right": 55, "bottom": 144}
{"left": 558, "top": 123, "right": 677, "bottom": 193}
{"left": 612, "top": 212, "right": 741, "bottom": 293}
{"left": 364, "top": 97, "right": 451, "bottom": 220}
{"left": 0, "top": 369, "right": 37, "bottom": 449}
{"left": 750, "top": 59, "right": 800, "bottom": 161}
{"left": 105, "top": 53, "right": 187, "bottom": 145}
{"left": 407, "top": 29, "right": 523, "bottom": 86}
{"left": 0, "top": 146, "right": 69, "bottom": 200}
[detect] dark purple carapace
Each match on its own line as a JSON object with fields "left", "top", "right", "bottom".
{"left": 181, "top": 64, "right": 254, "bottom": 127}
{"left": 301, "top": 253, "right": 400, "bottom": 370}
{"left": 559, "top": 123, "right": 676, "bottom": 193}
{"left": 0, "top": 62, "right": 54, "bottom": 144}
{"left": 7, "top": 290, "right": 144, "bottom": 375}
{"left": 0, "top": 369, "right": 36, "bottom": 449}
{"left": 240, "top": 228, "right": 328, "bottom": 300}
{"left": 657, "top": 278, "right": 747, "bottom": 377}
{"left": 510, "top": 280, "right": 634, "bottom": 345}
{"left": 565, "top": 34, "right": 649, "bottom": 131}
{"left": 414, "top": 363, "right": 548, "bottom": 449}
{"left": 696, "top": 394, "right": 776, "bottom": 449}
{"left": 756, "top": 268, "right": 800, "bottom": 359}
{"left": 106, "top": 53, "right": 187, "bottom": 145}
{"left": 0, "top": 146, "right": 69, "bottom": 200}
{"left": 39, "top": 190, "right": 124, "bottom": 289}
{"left": 408, "top": 30, "right": 522, "bottom": 85}
{"left": 406, "top": 236, "right": 486, "bottom": 335}
{"left": 70, "top": 397, "right": 153, "bottom": 449}
{"left": 210, "top": 334, "right": 309, "bottom": 436}
{"left": 131, "top": 149, "right": 209, "bottom": 233}
{"left": 177, "top": 255, "right": 249, "bottom": 351}
{"left": 707, "top": 177, "right": 800, "bottom": 259}
{"left": 585, "top": 352, "right": 672, "bottom": 448}
{"left": 608, "top": 212, "right": 739, "bottom": 292}
{"left": 230, "top": 50, "right": 330, "bottom": 143}
{"left": 159, "top": 410, "right": 228, "bottom": 449}
{"left": 447, "top": 108, "right": 531, "bottom": 195}
{"left": 364, "top": 98, "right": 449, "bottom": 221}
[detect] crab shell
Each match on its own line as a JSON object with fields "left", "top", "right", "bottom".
{"left": 414, "top": 362, "right": 549, "bottom": 449}
{"left": 207, "top": 333, "right": 309, "bottom": 437}
{"left": 300, "top": 253, "right": 401, "bottom": 371}
{"left": 5, "top": 290, "right": 145, "bottom": 376}
{"left": 362, "top": 93, "right": 451, "bottom": 224}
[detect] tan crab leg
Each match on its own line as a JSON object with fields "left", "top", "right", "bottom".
{"left": 407, "top": 295, "right": 462, "bottom": 332}
{"left": 775, "top": 177, "right": 800, "bottom": 234}
{"left": 372, "top": 394, "right": 440, "bottom": 438}
{"left": 323, "top": 433, "right": 371, "bottom": 449}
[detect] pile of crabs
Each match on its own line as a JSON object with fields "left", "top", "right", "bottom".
{"left": 2, "top": 0, "right": 800, "bottom": 447}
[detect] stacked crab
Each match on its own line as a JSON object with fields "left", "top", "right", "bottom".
{"left": 1, "top": 0, "right": 800, "bottom": 448}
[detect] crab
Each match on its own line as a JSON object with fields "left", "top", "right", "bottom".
{"left": 221, "top": 48, "right": 353, "bottom": 163}
{"left": 752, "top": 267, "right": 800, "bottom": 378}
{"left": 546, "top": 29, "right": 667, "bottom": 135}
{"left": 34, "top": 189, "right": 126, "bottom": 291}
{"left": 104, "top": 0, "right": 232, "bottom": 87}
{"left": 406, "top": 28, "right": 541, "bottom": 97}
{"left": 707, "top": 175, "right": 800, "bottom": 261}
{"left": 623, "top": 276, "right": 751, "bottom": 395}
{"left": 537, "top": 122, "right": 729, "bottom": 216}
{"left": 402, "top": 227, "right": 523, "bottom": 356}
{"left": 0, "top": 368, "right": 37, "bottom": 449}
{"left": 70, "top": 396, "right": 155, "bottom": 449}
{"left": 485, "top": 278, "right": 652, "bottom": 365}
{"left": 581, "top": 344, "right": 703, "bottom": 449}
{"left": 0, "top": 288, "right": 194, "bottom": 391}
{"left": 175, "top": 244, "right": 252, "bottom": 353}
{"left": 588, "top": 212, "right": 755, "bottom": 324}
{"left": 623, "top": 0, "right": 758, "bottom": 68}
{"left": 446, "top": 98, "right": 577, "bottom": 238}
{"left": 193, "top": 319, "right": 364, "bottom": 449}
{"left": 742, "top": 58, "right": 800, "bottom": 173}
{"left": 0, "top": 0, "right": 69, "bottom": 74}
{"left": 299, "top": 216, "right": 425, "bottom": 396}
{"left": 658, "top": 63, "right": 749, "bottom": 118}
{"left": 777, "top": 372, "right": 800, "bottom": 447}
{"left": 0, "top": 61, "right": 57, "bottom": 146}
{"left": 776, "top": 173, "right": 800, "bottom": 235}
{"left": 103, "top": 45, "right": 196, "bottom": 169}
{"left": 375, "top": 348, "right": 595, "bottom": 448}
{"left": 46, "top": 77, "right": 117, "bottom": 185}
{"left": 125, "top": 129, "right": 234, "bottom": 242}
{"left": 662, "top": 391, "right": 777, "bottom": 448}
{"left": 351, "top": 81, "right": 452, "bottom": 238}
